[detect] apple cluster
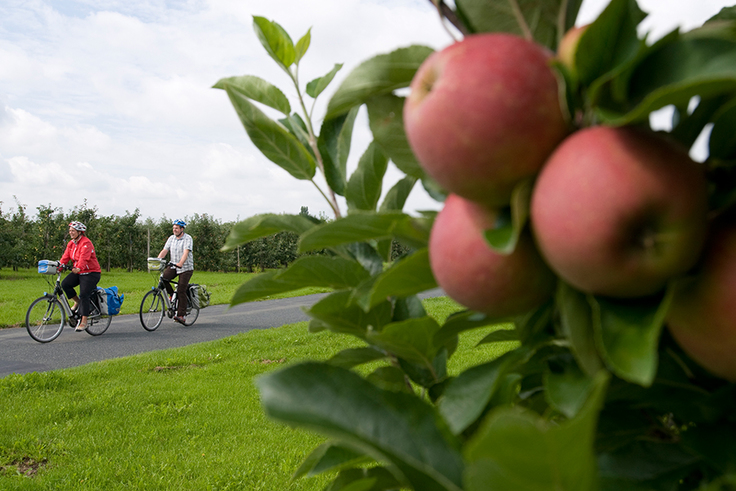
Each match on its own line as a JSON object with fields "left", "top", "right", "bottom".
{"left": 404, "top": 33, "right": 735, "bottom": 381}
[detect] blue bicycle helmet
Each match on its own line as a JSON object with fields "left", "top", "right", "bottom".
{"left": 172, "top": 219, "right": 187, "bottom": 228}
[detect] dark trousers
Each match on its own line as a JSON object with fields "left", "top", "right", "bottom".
{"left": 162, "top": 268, "right": 193, "bottom": 317}
{"left": 62, "top": 272, "right": 101, "bottom": 317}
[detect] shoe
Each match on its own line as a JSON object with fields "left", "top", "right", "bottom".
{"left": 75, "top": 319, "right": 87, "bottom": 331}
{"left": 173, "top": 315, "right": 186, "bottom": 325}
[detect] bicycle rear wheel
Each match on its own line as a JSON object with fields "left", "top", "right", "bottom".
{"left": 140, "top": 290, "right": 165, "bottom": 331}
{"left": 173, "top": 295, "right": 199, "bottom": 326}
{"left": 26, "top": 296, "right": 65, "bottom": 343}
{"left": 86, "top": 298, "right": 112, "bottom": 336}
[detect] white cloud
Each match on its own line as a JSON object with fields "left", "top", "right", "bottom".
{"left": 0, "top": 0, "right": 733, "bottom": 223}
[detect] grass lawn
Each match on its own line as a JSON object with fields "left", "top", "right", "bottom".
{"left": 0, "top": 294, "right": 517, "bottom": 489}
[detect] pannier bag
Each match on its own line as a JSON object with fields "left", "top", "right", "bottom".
{"left": 147, "top": 257, "right": 166, "bottom": 272}
{"left": 188, "top": 284, "right": 211, "bottom": 309}
{"left": 97, "top": 286, "right": 125, "bottom": 315}
{"left": 38, "top": 260, "right": 60, "bottom": 275}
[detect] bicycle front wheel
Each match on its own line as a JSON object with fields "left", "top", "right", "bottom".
{"left": 86, "top": 300, "right": 112, "bottom": 336}
{"left": 140, "top": 290, "right": 165, "bottom": 331}
{"left": 26, "top": 296, "right": 66, "bottom": 343}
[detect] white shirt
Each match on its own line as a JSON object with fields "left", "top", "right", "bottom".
{"left": 164, "top": 232, "right": 194, "bottom": 273}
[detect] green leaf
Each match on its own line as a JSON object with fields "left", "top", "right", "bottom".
{"left": 366, "top": 94, "right": 425, "bottom": 179}
{"left": 545, "top": 356, "right": 598, "bottom": 419}
{"left": 556, "top": 282, "right": 604, "bottom": 377}
{"left": 307, "top": 291, "right": 394, "bottom": 336}
{"left": 318, "top": 108, "right": 359, "bottom": 197}
{"left": 477, "top": 328, "right": 519, "bottom": 344}
{"left": 257, "top": 363, "right": 464, "bottom": 491}
{"left": 212, "top": 75, "right": 291, "bottom": 115}
{"left": 367, "top": 316, "right": 442, "bottom": 366}
{"left": 366, "top": 366, "right": 413, "bottom": 394}
{"left": 230, "top": 256, "right": 370, "bottom": 305}
{"left": 327, "top": 347, "right": 387, "bottom": 369}
{"left": 325, "top": 45, "right": 435, "bottom": 118}
{"left": 434, "top": 310, "right": 509, "bottom": 350}
{"left": 328, "top": 467, "right": 404, "bottom": 491}
{"left": 438, "top": 349, "right": 529, "bottom": 435}
{"left": 574, "top": 0, "right": 646, "bottom": 88}
{"left": 307, "top": 63, "right": 343, "bottom": 99}
{"left": 590, "top": 287, "right": 674, "bottom": 387}
{"left": 252, "top": 16, "right": 295, "bottom": 70}
{"left": 221, "top": 213, "right": 317, "bottom": 251}
{"left": 280, "top": 113, "right": 312, "bottom": 153}
{"left": 346, "top": 142, "right": 389, "bottom": 212}
{"left": 298, "top": 212, "right": 429, "bottom": 253}
{"left": 358, "top": 249, "right": 437, "bottom": 311}
{"left": 294, "top": 28, "right": 311, "bottom": 65}
{"left": 710, "top": 96, "right": 736, "bottom": 159}
{"left": 606, "top": 35, "right": 736, "bottom": 126}
{"left": 455, "top": 0, "right": 582, "bottom": 50}
{"left": 218, "top": 86, "right": 316, "bottom": 180}
{"left": 482, "top": 179, "right": 533, "bottom": 254}
{"left": 293, "top": 442, "right": 368, "bottom": 479}
{"left": 464, "top": 371, "right": 609, "bottom": 491}
{"left": 380, "top": 176, "right": 417, "bottom": 212}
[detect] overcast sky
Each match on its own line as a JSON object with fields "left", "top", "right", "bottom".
{"left": 1, "top": 0, "right": 733, "bottom": 224}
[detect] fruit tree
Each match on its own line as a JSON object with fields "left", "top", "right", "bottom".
{"left": 216, "top": 0, "right": 736, "bottom": 489}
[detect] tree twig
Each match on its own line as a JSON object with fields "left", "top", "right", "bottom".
{"left": 427, "top": 0, "right": 471, "bottom": 37}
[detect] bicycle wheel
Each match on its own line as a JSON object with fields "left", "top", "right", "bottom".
{"left": 173, "top": 294, "right": 199, "bottom": 326}
{"left": 86, "top": 298, "right": 112, "bottom": 336}
{"left": 140, "top": 290, "right": 165, "bottom": 331}
{"left": 26, "top": 296, "right": 65, "bottom": 343}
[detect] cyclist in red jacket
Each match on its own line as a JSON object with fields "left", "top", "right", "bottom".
{"left": 59, "top": 221, "right": 102, "bottom": 331}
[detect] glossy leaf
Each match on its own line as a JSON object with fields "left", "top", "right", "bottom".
{"left": 545, "top": 357, "right": 598, "bottom": 419}
{"left": 252, "top": 16, "right": 295, "bottom": 70}
{"left": 325, "top": 45, "right": 434, "bottom": 118}
{"left": 219, "top": 85, "right": 316, "bottom": 180}
{"left": 327, "top": 347, "right": 387, "bottom": 369}
{"left": 257, "top": 362, "right": 464, "bottom": 491}
{"left": 327, "top": 467, "right": 403, "bottom": 491}
{"left": 434, "top": 310, "right": 508, "bottom": 349}
{"left": 367, "top": 316, "right": 442, "bottom": 366}
{"left": 318, "top": 108, "right": 359, "bottom": 197}
{"left": 307, "top": 291, "right": 394, "bottom": 336}
{"left": 212, "top": 75, "right": 291, "bottom": 115}
{"left": 438, "top": 349, "right": 528, "bottom": 435}
{"left": 483, "top": 179, "right": 533, "bottom": 254}
{"left": 366, "top": 94, "right": 425, "bottom": 179}
{"left": 294, "top": 28, "right": 311, "bottom": 65}
{"left": 557, "top": 282, "right": 604, "bottom": 377}
{"left": 346, "top": 142, "right": 389, "bottom": 212}
{"left": 357, "top": 249, "right": 437, "bottom": 311}
{"left": 710, "top": 96, "right": 736, "bottom": 159}
{"left": 221, "top": 213, "right": 317, "bottom": 251}
{"left": 455, "top": 0, "right": 583, "bottom": 50}
{"left": 298, "top": 212, "right": 429, "bottom": 253}
{"left": 590, "top": 288, "right": 673, "bottom": 387}
{"left": 607, "top": 35, "right": 736, "bottom": 125}
{"left": 294, "top": 441, "right": 368, "bottom": 479}
{"left": 367, "top": 366, "right": 413, "bottom": 394}
{"left": 464, "top": 372, "right": 609, "bottom": 491}
{"left": 307, "top": 63, "right": 343, "bottom": 99}
{"left": 380, "top": 176, "right": 417, "bottom": 212}
{"left": 230, "top": 256, "right": 370, "bottom": 305}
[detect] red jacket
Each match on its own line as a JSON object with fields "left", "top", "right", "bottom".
{"left": 60, "top": 235, "right": 101, "bottom": 274}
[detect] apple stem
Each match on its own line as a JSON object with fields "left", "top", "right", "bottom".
{"left": 426, "top": 0, "right": 470, "bottom": 37}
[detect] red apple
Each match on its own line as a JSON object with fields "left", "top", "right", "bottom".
{"left": 667, "top": 216, "right": 736, "bottom": 381}
{"left": 404, "top": 33, "right": 568, "bottom": 207}
{"left": 429, "top": 194, "right": 557, "bottom": 317}
{"left": 530, "top": 126, "right": 709, "bottom": 298}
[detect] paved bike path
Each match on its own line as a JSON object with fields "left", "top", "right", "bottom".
{"left": 0, "top": 289, "right": 444, "bottom": 378}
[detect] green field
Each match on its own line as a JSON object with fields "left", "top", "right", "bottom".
{"left": 0, "top": 269, "right": 517, "bottom": 489}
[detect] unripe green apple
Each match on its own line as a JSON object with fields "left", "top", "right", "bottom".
{"left": 404, "top": 33, "right": 568, "bottom": 207}
{"left": 667, "top": 216, "right": 736, "bottom": 381}
{"left": 530, "top": 126, "right": 709, "bottom": 298}
{"left": 429, "top": 194, "right": 557, "bottom": 317}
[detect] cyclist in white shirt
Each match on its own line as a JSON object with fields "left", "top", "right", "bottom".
{"left": 157, "top": 219, "right": 194, "bottom": 324}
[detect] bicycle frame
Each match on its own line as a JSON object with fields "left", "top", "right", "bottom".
{"left": 45, "top": 271, "right": 78, "bottom": 326}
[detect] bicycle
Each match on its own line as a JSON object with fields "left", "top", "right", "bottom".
{"left": 139, "top": 257, "right": 200, "bottom": 331}
{"left": 26, "top": 261, "right": 112, "bottom": 343}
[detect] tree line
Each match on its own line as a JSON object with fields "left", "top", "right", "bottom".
{"left": 0, "top": 199, "right": 413, "bottom": 273}
{"left": 0, "top": 199, "right": 321, "bottom": 273}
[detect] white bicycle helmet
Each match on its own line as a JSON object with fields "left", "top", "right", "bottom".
{"left": 69, "top": 221, "right": 87, "bottom": 232}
